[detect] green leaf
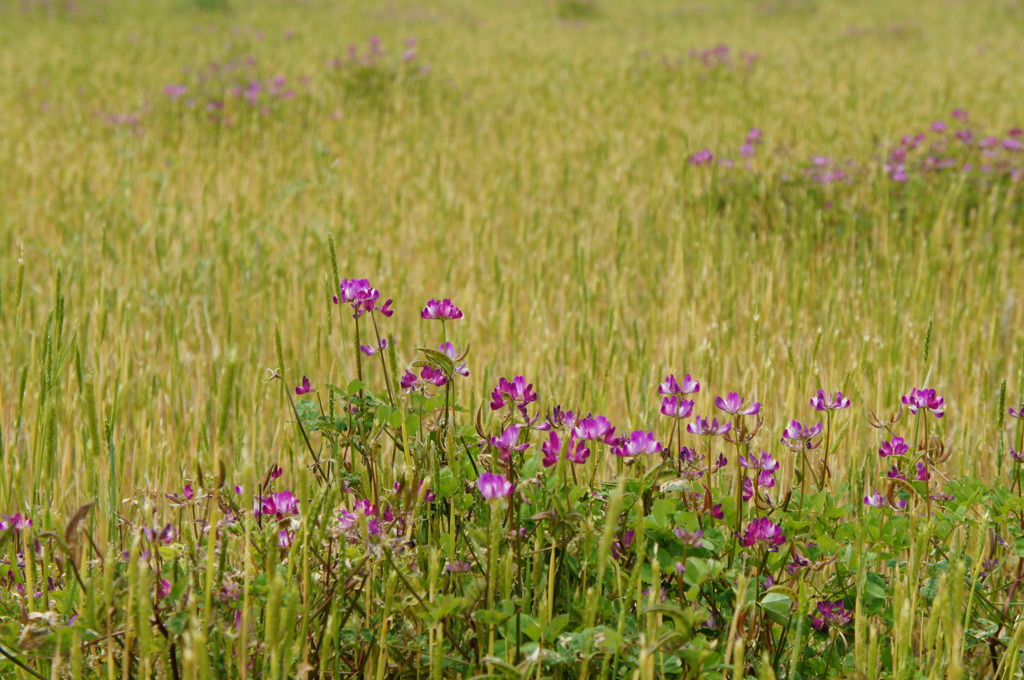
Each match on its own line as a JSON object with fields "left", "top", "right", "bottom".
{"left": 347, "top": 379, "right": 365, "bottom": 394}
{"left": 760, "top": 592, "right": 793, "bottom": 625}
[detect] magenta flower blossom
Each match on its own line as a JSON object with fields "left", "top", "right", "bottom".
{"left": 661, "top": 395, "right": 695, "bottom": 419}
{"left": 489, "top": 376, "right": 538, "bottom": 411}
{"left": 864, "top": 491, "right": 906, "bottom": 510}
{"left": 547, "top": 406, "right": 578, "bottom": 430}
{"left": 477, "top": 472, "right": 514, "bottom": 500}
{"left": 541, "top": 431, "right": 589, "bottom": 466}
{"left": 780, "top": 419, "right": 823, "bottom": 449}
{"left": 277, "top": 529, "right": 293, "bottom": 548}
{"left": 741, "top": 517, "right": 786, "bottom": 550}
{"left": 359, "top": 338, "right": 389, "bottom": 356}
{"left": 688, "top": 415, "right": 732, "bottom": 436}
{"left": 295, "top": 376, "right": 314, "bottom": 395}
{"left": 710, "top": 504, "right": 724, "bottom": 520}
{"left": 612, "top": 430, "right": 663, "bottom": 457}
{"left": 0, "top": 514, "right": 31, "bottom": 531}
{"left": 1009, "top": 405, "right": 1024, "bottom": 419}
{"left": 659, "top": 373, "right": 700, "bottom": 395}
{"left": 742, "top": 477, "right": 755, "bottom": 502}
{"left": 438, "top": 342, "right": 469, "bottom": 376}
{"left": 674, "top": 527, "right": 704, "bottom": 548}
{"left": 915, "top": 461, "right": 930, "bottom": 482}
{"left": 810, "top": 390, "right": 851, "bottom": 411}
{"left": 930, "top": 121, "right": 947, "bottom": 132}
{"left": 886, "top": 465, "right": 906, "bottom": 481}
{"left": 739, "top": 450, "right": 779, "bottom": 472}
{"left": 746, "top": 127, "right": 763, "bottom": 144}
{"left": 689, "top": 149, "right": 714, "bottom": 166}
{"left": 715, "top": 393, "right": 761, "bottom": 416}
{"left": 879, "top": 436, "right": 909, "bottom": 458}
{"left": 256, "top": 491, "right": 299, "bottom": 518}
{"left": 901, "top": 388, "right": 945, "bottom": 418}
{"left": 445, "top": 561, "right": 472, "bottom": 573}
{"left": 1011, "top": 447, "right": 1024, "bottom": 463}
{"left": 334, "top": 279, "right": 393, "bottom": 318}
{"left": 402, "top": 366, "right": 448, "bottom": 390}
{"left": 573, "top": 415, "right": 617, "bottom": 443}
{"left": 610, "top": 529, "right": 635, "bottom": 560}
{"left": 182, "top": 484, "right": 195, "bottom": 501}
{"left": 810, "top": 600, "right": 853, "bottom": 633}
{"left": 420, "top": 298, "right": 464, "bottom": 320}
{"left": 164, "top": 84, "right": 188, "bottom": 99}
{"left": 542, "top": 431, "right": 562, "bottom": 467}
{"left": 491, "top": 424, "right": 530, "bottom": 461}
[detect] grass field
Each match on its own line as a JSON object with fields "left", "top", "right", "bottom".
{"left": 3, "top": 0, "right": 1024, "bottom": 677}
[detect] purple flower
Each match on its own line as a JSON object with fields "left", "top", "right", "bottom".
{"left": 810, "top": 390, "right": 851, "bottom": 411}
{"left": 689, "top": 149, "right": 714, "bottom": 166}
{"left": 547, "top": 406, "right": 578, "bottom": 430}
{"left": 930, "top": 121, "right": 948, "bottom": 132}
{"left": 952, "top": 108, "right": 969, "bottom": 121}
{"left": 1009, "top": 405, "right": 1024, "bottom": 419}
{"left": 438, "top": 342, "right": 469, "bottom": 376}
{"left": 256, "top": 491, "right": 299, "bottom": 518}
{"left": 739, "top": 450, "right": 779, "bottom": 472}
{"left": 710, "top": 504, "right": 724, "bottom": 520}
{"left": 659, "top": 373, "right": 700, "bottom": 395}
{"left": 746, "top": 127, "right": 763, "bottom": 145}
{"left": 491, "top": 424, "right": 530, "bottom": 461}
{"left": 687, "top": 416, "right": 732, "bottom": 436}
{"left": 157, "top": 579, "right": 172, "bottom": 598}
{"left": 164, "top": 84, "right": 188, "bottom": 99}
{"left": 674, "top": 527, "right": 704, "bottom": 548}
{"left": 333, "top": 278, "right": 392, "bottom": 318}
{"left": 1010, "top": 447, "right": 1024, "bottom": 463}
{"left": 780, "top": 420, "right": 823, "bottom": 449}
{"left": 183, "top": 484, "right": 195, "bottom": 501}
{"left": 420, "top": 298, "right": 463, "bottom": 320}
{"left": 445, "top": 561, "right": 472, "bottom": 573}
{"left": 359, "top": 338, "right": 389, "bottom": 356}
{"left": 810, "top": 600, "right": 853, "bottom": 633}
{"left": 477, "top": 472, "right": 513, "bottom": 500}
{"left": 742, "top": 477, "right": 755, "bottom": 501}
{"left": 295, "top": 376, "right": 314, "bottom": 395}
{"left": 879, "top": 436, "right": 909, "bottom": 458}
{"left": 901, "top": 388, "right": 945, "bottom": 418}
{"left": 612, "top": 430, "right": 663, "bottom": 457}
{"left": 573, "top": 416, "right": 617, "bottom": 443}
{"left": 610, "top": 530, "right": 634, "bottom": 560}
{"left": 863, "top": 492, "right": 885, "bottom": 508}
{"left": 915, "top": 461, "right": 930, "bottom": 482}
{"left": 277, "top": 529, "right": 293, "bottom": 548}
{"left": 542, "top": 431, "right": 562, "bottom": 467}
{"left": 2, "top": 513, "right": 35, "bottom": 531}
{"left": 715, "top": 392, "right": 761, "bottom": 416}
{"left": 660, "top": 395, "right": 695, "bottom": 419}
{"left": 739, "top": 144, "right": 756, "bottom": 158}
{"left": 741, "top": 517, "right": 785, "bottom": 550}
{"left": 1004, "top": 139, "right": 1024, "bottom": 152}
{"left": 886, "top": 465, "right": 906, "bottom": 481}
{"left": 566, "top": 439, "right": 591, "bottom": 464}
{"left": 489, "top": 376, "right": 538, "bottom": 411}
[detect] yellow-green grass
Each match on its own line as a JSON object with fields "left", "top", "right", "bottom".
{"left": 2, "top": 0, "right": 1024, "bottom": 536}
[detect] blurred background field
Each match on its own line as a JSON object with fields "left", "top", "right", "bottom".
{"left": 3, "top": 0, "right": 1024, "bottom": 515}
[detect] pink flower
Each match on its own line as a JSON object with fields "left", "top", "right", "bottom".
{"left": 780, "top": 420, "right": 822, "bottom": 449}
{"left": 689, "top": 149, "right": 714, "bottom": 166}
{"left": 612, "top": 431, "right": 663, "bottom": 457}
{"left": 715, "top": 392, "right": 761, "bottom": 416}
{"left": 659, "top": 374, "right": 700, "bottom": 395}
{"left": 879, "top": 436, "right": 909, "bottom": 458}
{"left": 573, "top": 416, "right": 617, "bottom": 443}
{"left": 477, "top": 472, "right": 513, "bottom": 499}
{"left": 489, "top": 376, "right": 538, "bottom": 411}
{"left": 810, "top": 600, "right": 853, "bottom": 633}
{"left": 810, "top": 390, "right": 851, "bottom": 411}
{"left": 687, "top": 416, "right": 732, "bottom": 436}
{"left": 420, "top": 298, "right": 463, "bottom": 320}
{"left": 255, "top": 491, "right": 299, "bottom": 518}
{"left": 491, "top": 424, "right": 530, "bottom": 461}
{"left": 660, "top": 395, "right": 694, "bottom": 419}
{"left": 915, "top": 461, "right": 930, "bottom": 481}
{"left": 438, "top": 342, "right": 469, "bottom": 376}
{"left": 359, "top": 338, "right": 389, "bottom": 356}
{"left": 901, "top": 387, "right": 945, "bottom": 418}
{"left": 741, "top": 517, "right": 785, "bottom": 550}
{"left": 334, "top": 279, "right": 392, "bottom": 318}
{"left": 295, "top": 376, "right": 314, "bottom": 395}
